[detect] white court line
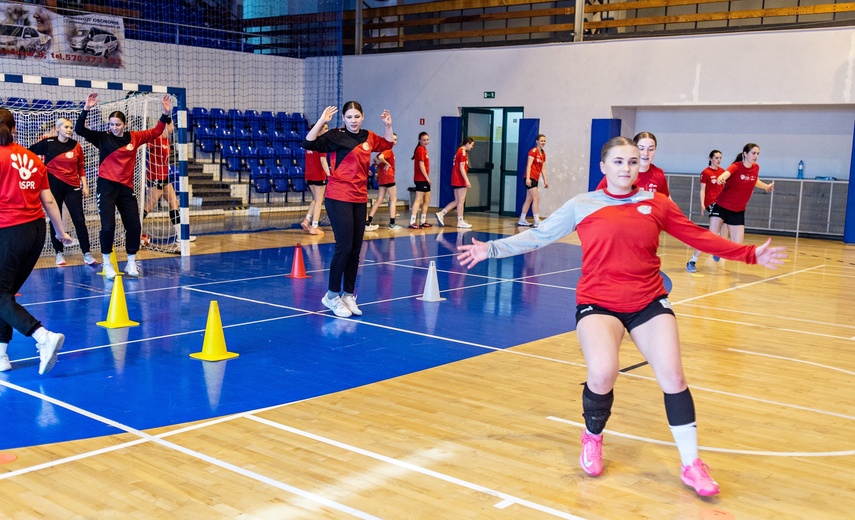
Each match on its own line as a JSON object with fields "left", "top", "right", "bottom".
{"left": 729, "top": 349, "right": 855, "bottom": 377}
{"left": 679, "top": 303, "right": 855, "bottom": 330}
{"left": 676, "top": 313, "right": 855, "bottom": 342}
{"left": 246, "top": 415, "right": 587, "bottom": 520}
{"left": 0, "top": 380, "right": 379, "bottom": 519}
{"left": 670, "top": 264, "right": 824, "bottom": 306}
{"left": 546, "top": 417, "right": 855, "bottom": 457}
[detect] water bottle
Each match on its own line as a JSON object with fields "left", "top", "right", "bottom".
{"left": 797, "top": 160, "right": 804, "bottom": 179}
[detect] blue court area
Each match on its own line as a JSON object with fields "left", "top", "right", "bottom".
{"left": 0, "top": 231, "right": 586, "bottom": 450}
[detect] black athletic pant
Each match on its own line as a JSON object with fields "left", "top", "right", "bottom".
{"left": 97, "top": 177, "right": 141, "bottom": 255}
{"left": 48, "top": 174, "right": 91, "bottom": 254}
{"left": 324, "top": 198, "right": 366, "bottom": 294}
{"left": 0, "top": 219, "right": 46, "bottom": 343}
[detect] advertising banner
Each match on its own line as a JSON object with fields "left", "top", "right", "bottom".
{"left": 0, "top": 2, "right": 125, "bottom": 68}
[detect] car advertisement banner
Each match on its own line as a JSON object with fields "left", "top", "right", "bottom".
{"left": 0, "top": 2, "right": 125, "bottom": 68}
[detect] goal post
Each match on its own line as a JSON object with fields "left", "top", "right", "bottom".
{"left": 1, "top": 73, "right": 191, "bottom": 257}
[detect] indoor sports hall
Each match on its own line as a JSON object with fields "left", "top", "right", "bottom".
{"left": 1, "top": 1, "right": 854, "bottom": 519}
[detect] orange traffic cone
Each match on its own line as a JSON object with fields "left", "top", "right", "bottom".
{"left": 96, "top": 275, "right": 140, "bottom": 328}
{"left": 285, "top": 243, "right": 311, "bottom": 279}
{"left": 417, "top": 261, "right": 446, "bottom": 302}
{"left": 0, "top": 452, "right": 16, "bottom": 464}
{"left": 190, "top": 301, "right": 239, "bottom": 361}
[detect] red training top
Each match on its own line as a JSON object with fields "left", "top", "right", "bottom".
{"left": 715, "top": 161, "right": 760, "bottom": 212}
{"left": 304, "top": 149, "right": 327, "bottom": 182}
{"left": 146, "top": 135, "right": 170, "bottom": 181}
{"left": 527, "top": 147, "right": 545, "bottom": 181}
{"left": 0, "top": 144, "right": 49, "bottom": 228}
{"left": 377, "top": 149, "right": 395, "bottom": 185}
{"left": 413, "top": 144, "right": 429, "bottom": 182}
{"left": 28, "top": 137, "right": 85, "bottom": 187}
{"left": 451, "top": 147, "right": 469, "bottom": 187}
{"left": 700, "top": 166, "right": 724, "bottom": 208}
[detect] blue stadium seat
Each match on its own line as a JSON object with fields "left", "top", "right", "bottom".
{"left": 286, "top": 131, "right": 301, "bottom": 147}
{"left": 242, "top": 145, "right": 260, "bottom": 171}
{"left": 275, "top": 112, "right": 290, "bottom": 132}
{"left": 271, "top": 165, "right": 289, "bottom": 193}
{"left": 223, "top": 145, "right": 243, "bottom": 173}
{"left": 271, "top": 130, "right": 286, "bottom": 146}
{"left": 250, "top": 166, "right": 271, "bottom": 203}
{"left": 5, "top": 97, "right": 28, "bottom": 109}
{"left": 196, "top": 126, "right": 216, "bottom": 154}
{"left": 273, "top": 143, "right": 293, "bottom": 167}
{"left": 191, "top": 107, "right": 209, "bottom": 129}
{"left": 55, "top": 100, "right": 79, "bottom": 110}
{"left": 213, "top": 127, "right": 232, "bottom": 157}
{"left": 30, "top": 99, "right": 53, "bottom": 110}
{"left": 233, "top": 128, "right": 250, "bottom": 148}
{"left": 226, "top": 108, "right": 243, "bottom": 129}
{"left": 257, "top": 145, "right": 275, "bottom": 167}
{"left": 260, "top": 111, "right": 275, "bottom": 132}
{"left": 289, "top": 166, "right": 306, "bottom": 192}
{"left": 291, "top": 113, "right": 309, "bottom": 133}
{"left": 209, "top": 107, "right": 226, "bottom": 128}
{"left": 251, "top": 129, "right": 268, "bottom": 148}
{"left": 292, "top": 147, "right": 306, "bottom": 168}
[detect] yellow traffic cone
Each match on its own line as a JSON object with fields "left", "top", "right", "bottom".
{"left": 417, "top": 261, "right": 446, "bottom": 302}
{"left": 96, "top": 275, "right": 140, "bottom": 328}
{"left": 190, "top": 301, "right": 239, "bottom": 361}
{"left": 99, "top": 251, "right": 122, "bottom": 277}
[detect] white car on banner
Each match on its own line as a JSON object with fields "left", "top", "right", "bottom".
{"left": 0, "top": 24, "right": 51, "bottom": 54}
{"left": 84, "top": 33, "right": 118, "bottom": 57}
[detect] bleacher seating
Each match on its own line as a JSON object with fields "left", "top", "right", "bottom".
{"left": 289, "top": 166, "right": 306, "bottom": 193}
{"left": 191, "top": 107, "right": 209, "bottom": 129}
{"left": 5, "top": 98, "right": 28, "bottom": 109}
{"left": 273, "top": 143, "right": 293, "bottom": 167}
{"left": 257, "top": 145, "right": 275, "bottom": 167}
{"left": 250, "top": 166, "right": 271, "bottom": 203}
{"left": 30, "top": 99, "right": 53, "bottom": 110}
{"left": 271, "top": 166, "right": 289, "bottom": 193}
{"left": 242, "top": 145, "right": 260, "bottom": 171}
{"left": 209, "top": 107, "right": 226, "bottom": 128}
{"left": 196, "top": 126, "right": 216, "bottom": 154}
{"left": 226, "top": 108, "right": 243, "bottom": 129}
{"left": 223, "top": 145, "right": 243, "bottom": 174}
{"left": 233, "top": 127, "right": 250, "bottom": 148}
{"left": 55, "top": 100, "right": 79, "bottom": 110}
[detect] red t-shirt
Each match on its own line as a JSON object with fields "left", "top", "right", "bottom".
{"left": 28, "top": 138, "right": 85, "bottom": 187}
{"left": 527, "top": 147, "right": 545, "bottom": 181}
{"left": 0, "top": 144, "right": 49, "bottom": 228}
{"left": 700, "top": 166, "right": 724, "bottom": 208}
{"left": 596, "top": 164, "right": 669, "bottom": 196}
{"left": 304, "top": 149, "right": 327, "bottom": 182}
{"left": 413, "top": 145, "right": 429, "bottom": 182}
{"left": 716, "top": 162, "right": 760, "bottom": 212}
{"left": 377, "top": 149, "right": 395, "bottom": 185}
{"left": 302, "top": 128, "right": 392, "bottom": 203}
{"left": 146, "top": 136, "right": 170, "bottom": 181}
{"left": 451, "top": 147, "right": 468, "bottom": 187}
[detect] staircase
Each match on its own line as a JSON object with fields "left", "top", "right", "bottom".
{"left": 188, "top": 160, "right": 244, "bottom": 208}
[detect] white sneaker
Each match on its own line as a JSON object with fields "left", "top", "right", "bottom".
{"left": 37, "top": 331, "right": 64, "bottom": 375}
{"left": 365, "top": 224, "right": 379, "bottom": 232}
{"left": 82, "top": 252, "right": 98, "bottom": 265}
{"left": 388, "top": 223, "right": 403, "bottom": 230}
{"left": 457, "top": 221, "right": 473, "bottom": 229}
{"left": 341, "top": 294, "right": 363, "bottom": 316}
{"left": 321, "top": 294, "right": 352, "bottom": 318}
{"left": 518, "top": 220, "right": 531, "bottom": 227}
{"left": 435, "top": 212, "right": 445, "bottom": 227}
{"left": 56, "top": 253, "right": 66, "bottom": 266}
{"left": 103, "top": 261, "right": 117, "bottom": 281}
{"left": 188, "top": 235, "right": 197, "bottom": 242}
{"left": 0, "top": 354, "right": 11, "bottom": 372}
{"left": 533, "top": 219, "right": 541, "bottom": 228}
{"left": 125, "top": 261, "right": 140, "bottom": 278}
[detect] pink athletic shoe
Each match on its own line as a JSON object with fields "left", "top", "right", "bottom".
{"left": 681, "top": 458, "right": 720, "bottom": 496}
{"left": 580, "top": 431, "right": 604, "bottom": 476}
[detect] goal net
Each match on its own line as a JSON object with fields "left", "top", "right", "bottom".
{"left": 11, "top": 91, "right": 181, "bottom": 257}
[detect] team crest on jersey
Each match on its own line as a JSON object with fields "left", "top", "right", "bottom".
{"left": 65, "top": 151, "right": 75, "bottom": 159}
{"left": 362, "top": 143, "right": 370, "bottom": 151}
{"left": 126, "top": 144, "right": 134, "bottom": 151}
{"left": 637, "top": 205, "right": 652, "bottom": 215}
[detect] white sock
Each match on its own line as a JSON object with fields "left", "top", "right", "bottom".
{"left": 690, "top": 253, "right": 699, "bottom": 262}
{"left": 32, "top": 327, "right": 48, "bottom": 344}
{"left": 311, "top": 221, "right": 319, "bottom": 228}
{"left": 458, "top": 217, "right": 464, "bottom": 223}
{"left": 439, "top": 209, "right": 446, "bottom": 216}
{"left": 670, "top": 422, "right": 699, "bottom": 466}
{"left": 127, "top": 254, "right": 136, "bottom": 264}
{"left": 534, "top": 214, "right": 540, "bottom": 221}
{"left": 103, "top": 253, "right": 111, "bottom": 264}
{"left": 173, "top": 223, "right": 181, "bottom": 237}
{"left": 0, "top": 342, "right": 7, "bottom": 356}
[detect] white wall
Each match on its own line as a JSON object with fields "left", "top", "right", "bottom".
{"left": 341, "top": 27, "right": 855, "bottom": 213}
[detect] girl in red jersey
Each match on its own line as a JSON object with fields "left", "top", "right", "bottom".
{"left": 457, "top": 136, "right": 786, "bottom": 497}
{"left": 709, "top": 143, "right": 774, "bottom": 244}
{"left": 365, "top": 133, "right": 401, "bottom": 231}
{"left": 301, "top": 122, "right": 331, "bottom": 235}
{"left": 435, "top": 137, "right": 474, "bottom": 229}
{"left": 518, "top": 134, "right": 549, "bottom": 227}
{"left": 687, "top": 149, "right": 730, "bottom": 272}
{"left": 142, "top": 116, "right": 196, "bottom": 246}
{"left": 0, "top": 108, "right": 74, "bottom": 375}
{"left": 409, "top": 132, "right": 432, "bottom": 229}
{"left": 75, "top": 93, "right": 172, "bottom": 280}
{"left": 29, "top": 117, "right": 97, "bottom": 266}
{"left": 595, "top": 131, "right": 669, "bottom": 196}
{"left": 303, "top": 102, "right": 393, "bottom": 318}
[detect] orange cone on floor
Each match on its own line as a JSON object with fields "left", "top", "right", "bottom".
{"left": 285, "top": 243, "right": 311, "bottom": 279}
{"left": 417, "top": 261, "right": 446, "bottom": 302}
{"left": 190, "top": 301, "right": 239, "bottom": 361}
{"left": 99, "top": 251, "right": 122, "bottom": 277}
{"left": 96, "top": 275, "right": 140, "bottom": 328}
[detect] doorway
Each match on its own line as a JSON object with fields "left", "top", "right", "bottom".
{"left": 460, "top": 106, "right": 524, "bottom": 213}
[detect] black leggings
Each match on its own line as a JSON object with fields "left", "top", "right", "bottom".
{"left": 324, "top": 198, "right": 366, "bottom": 294}
{"left": 48, "top": 174, "right": 91, "bottom": 254}
{"left": 97, "top": 177, "right": 141, "bottom": 255}
{"left": 0, "top": 219, "right": 46, "bottom": 343}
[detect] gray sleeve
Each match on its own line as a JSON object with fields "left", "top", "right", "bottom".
{"left": 487, "top": 198, "right": 579, "bottom": 259}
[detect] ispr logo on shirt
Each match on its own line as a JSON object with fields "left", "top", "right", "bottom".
{"left": 11, "top": 153, "right": 38, "bottom": 189}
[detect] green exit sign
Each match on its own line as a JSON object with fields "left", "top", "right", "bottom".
{"left": 483, "top": 91, "right": 496, "bottom": 99}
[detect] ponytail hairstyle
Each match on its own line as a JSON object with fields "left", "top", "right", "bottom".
{"left": 341, "top": 100, "right": 363, "bottom": 115}
{"left": 0, "top": 108, "right": 15, "bottom": 146}
{"left": 708, "top": 149, "right": 721, "bottom": 166}
{"left": 460, "top": 136, "right": 475, "bottom": 147}
{"left": 735, "top": 142, "right": 759, "bottom": 164}
{"left": 412, "top": 131, "right": 429, "bottom": 160}
{"left": 55, "top": 117, "right": 73, "bottom": 129}
{"left": 108, "top": 111, "right": 127, "bottom": 124}
{"left": 633, "top": 131, "right": 657, "bottom": 146}
{"left": 600, "top": 136, "right": 636, "bottom": 161}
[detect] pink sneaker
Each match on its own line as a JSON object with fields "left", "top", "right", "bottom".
{"left": 579, "top": 431, "right": 603, "bottom": 476}
{"left": 681, "top": 458, "right": 720, "bottom": 496}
